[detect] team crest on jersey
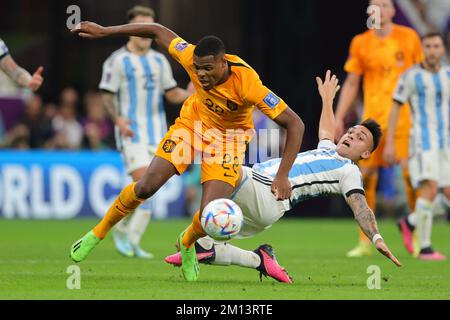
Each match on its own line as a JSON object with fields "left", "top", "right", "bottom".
{"left": 227, "top": 100, "right": 239, "bottom": 112}
{"left": 175, "top": 41, "right": 189, "bottom": 51}
{"left": 263, "top": 92, "right": 280, "bottom": 109}
{"left": 395, "top": 51, "right": 405, "bottom": 67}
{"left": 162, "top": 139, "right": 177, "bottom": 153}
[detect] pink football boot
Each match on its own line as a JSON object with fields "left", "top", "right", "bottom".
{"left": 397, "top": 217, "right": 415, "bottom": 255}
{"left": 254, "top": 244, "right": 293, "bottom": 284}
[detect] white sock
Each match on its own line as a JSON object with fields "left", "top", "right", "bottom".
{"left": 415, "top": 198, "right": 434, "bottom": 250}
{"left": 127, "top": 200, "right": 152, "bottom": 246}
{"left": 407, "top": 212, "right": 417, "bottom": 227}
{"left": 212, "top": 242, "right": 261, "bottom": 269}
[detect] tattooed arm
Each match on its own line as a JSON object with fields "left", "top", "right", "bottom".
{"left": 0, "top": 55, "right": 43, "bottom": 91}
{"left": 347, "top": 192, "right": 402, "bottom": 267}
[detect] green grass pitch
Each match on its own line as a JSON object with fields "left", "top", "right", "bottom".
{"left": 0, "top": 218, "right": 449, "bottom": 299}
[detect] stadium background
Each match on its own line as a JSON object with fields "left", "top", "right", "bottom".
{"left": 0, "top": 0, "right": 449, "bottom": 220}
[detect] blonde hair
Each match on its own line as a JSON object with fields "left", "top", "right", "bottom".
{"left": 127, "top": 5, "right": 155, "bottom": 22}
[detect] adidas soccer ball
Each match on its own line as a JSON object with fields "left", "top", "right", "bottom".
{"left": 200, "top": 198, "right": 244, "bottom": 241}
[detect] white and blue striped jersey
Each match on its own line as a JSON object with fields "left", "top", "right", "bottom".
{"left": 393, "top": 64, "right": 450, "bottom": 152}
{"left": 0, "top": 38, "right": 9, "bottom": 61}
{"left": 99, "top": 47, "right": 177, "bottom": 149}
{"left": 252, "top": 140, "right": 365, "bottom": 207}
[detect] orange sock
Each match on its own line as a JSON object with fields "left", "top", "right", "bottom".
{"left": 93, "top": 183, "right": 144, "bottom": 239}
{"left": 359, "top": 172, "right": 378, "bottom": 243}
{"left": 182, "top": 211, "right": 206, "bottom": 248}
{"left": 402, "top": 169, "right": 417, "bottom": 212}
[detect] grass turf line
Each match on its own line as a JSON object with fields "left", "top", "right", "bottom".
{"left": 0, "top": 218, "right": 449, "bottom": 299}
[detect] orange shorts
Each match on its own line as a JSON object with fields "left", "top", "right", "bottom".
{"left": 359, "top": 130, "right": 409, "bottom": 169}
{"left": 155, "top": 122, "right": 246, "bottom": 187}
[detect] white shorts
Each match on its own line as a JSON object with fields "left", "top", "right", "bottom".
{"left": 231, "top": 166, "right": 290, "bottom": 238}
{"left": 121, "top": 142, "right": 156, "bottom": 174}
{"left": 409, "top": 149, "right": 450, "bottom": 188}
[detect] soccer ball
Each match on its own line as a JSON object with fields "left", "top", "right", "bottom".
{"left": 200, "top": 199, "right": 244, "bottom": 241}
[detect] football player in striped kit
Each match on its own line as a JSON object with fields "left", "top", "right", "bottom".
{"left": 0, "top": 38, "right": 43, "bottom": 91}
{"left": 99, "top": 6, "right": 192, "bottom": 258}
{"left": 165, "top": 71, "right": 401, "bottom": 283}
{"left": 384, "top": 32, "right": 449, "bottom": 261}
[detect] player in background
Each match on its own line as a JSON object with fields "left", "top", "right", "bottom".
{"left": 0, "top": 38, "right": 43, "bottom": 91}
{"left": 165, "top": 71, "right": 401, "bottom": 283}
{"left": 384, "top": 33, "right": 449, "bottom": 261}
{"left": 99, "top": 6, "right": 192, "bottom": 259}
{"left": 69, "top": 20, "right": 304, "bottom": 281}
{"left": 334, "top": 0, "right": 423, "bottom": 257}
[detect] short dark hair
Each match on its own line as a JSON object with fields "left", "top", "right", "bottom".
{"left": 422, "top": 32, "right": 444, "bottom": 42}
{"left": 360, "top": 118, "right": 382, "bottom": 152}
{"left": 127, "top": 5, "right": 155, "bottom": 22}
{"left": 194, "top": 36, "right": 225, "bottom": 57}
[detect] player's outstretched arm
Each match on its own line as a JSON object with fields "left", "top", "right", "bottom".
{"left": 271, "top": 107, "right": 304, "bottom": 200}
{"left": 346, "top": 193, "right": 402, "bottom": 267}
{"left": 0, "top": 55, "right": 43, "bottom": 91}
{"left": 316, "top": 70, "right": 341, "bottom": 142}
{"left": 71, "top": 21, "right": 178, "bottom": 52}
{"left": 383, "top": 101, "right": 402, "bottom": 165}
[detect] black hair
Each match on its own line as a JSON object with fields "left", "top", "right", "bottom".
{"left": 360, "top": 118, "right": 382, "bottom": 152}
{"left": 194, "top": 36, "right": 225, "bottom": 57}
{"left": 421, "top": 32, "right": 444, "bottom": 43}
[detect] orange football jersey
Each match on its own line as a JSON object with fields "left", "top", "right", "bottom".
{"left": 344, "top": 24, "right": 423, "bottom": 135}
{"left": 168, "top": 37, "right": 288, "bottom": 144}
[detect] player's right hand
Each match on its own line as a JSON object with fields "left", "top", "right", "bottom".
{"left": 116, "top": 117, "right": 134, "bottom": 138}
{"left": 375, "top": 240, "right": 402, "bottom": 267}
{"left": 383, "top": 143, "right": 396, "bottom": 165}
{"left": 71, "top": 21, "right": 107, "bottom": 39}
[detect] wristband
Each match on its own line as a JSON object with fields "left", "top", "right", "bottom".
{"left": 372, "top": 234, "right": 383, "bottom": 244}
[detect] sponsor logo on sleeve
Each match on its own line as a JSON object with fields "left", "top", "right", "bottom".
{"left": 263, "top": 92, "right": 280, "bottom": 109}
{"left": 175, "top": 41, "right": 189, "bottom": 52}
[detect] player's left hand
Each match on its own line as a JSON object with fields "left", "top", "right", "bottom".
{"left": 375, "top": 240, "right": 402, "bottom": 267}
{"left": 271, "top": 175, "right": 291, "bottom": 201}
{"left": 28, "top": 66, "right": 44, "bottom": 91}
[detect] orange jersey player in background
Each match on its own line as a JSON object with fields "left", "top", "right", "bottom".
{"left": 69, "top": 20, "right": 304, "bottom": 281}
{"left": 334, "top": 0, "right": 423, "bottom": 257}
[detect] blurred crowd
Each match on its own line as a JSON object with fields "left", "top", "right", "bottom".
{"left": 0, "top": 88, "right": 115, "bottom": 150}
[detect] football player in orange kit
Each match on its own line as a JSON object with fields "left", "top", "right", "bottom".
{"left": 334, "top": 0, "right": 423, "bottom": 257}
{"left": 69, "top": 21, "right": 304, "bottom": 281}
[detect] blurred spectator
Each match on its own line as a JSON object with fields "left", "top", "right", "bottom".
{"left": 60, "top": 87, "right": 79, "bottom": 108}
{"left": 2, "top": 123, "right": 29, "bottom": 149}
{"left": 81, "top": 91, "right": 114, "bottom": 150}
{"left": 52, "top": 87, "right": 83, "bottom": 149}
{"left": 2, "top": 94, "right": 54, "bottom": 148}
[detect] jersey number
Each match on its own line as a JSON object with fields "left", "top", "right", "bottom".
{"left": 222, "top": 153, "right": 240, "bottom": 177}
{"left": 205, "top": 99, "right": 224, "bottom": 114}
